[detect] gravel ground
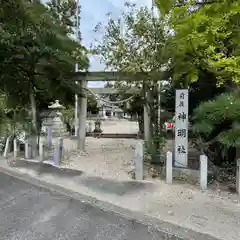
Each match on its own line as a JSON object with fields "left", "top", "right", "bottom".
{"left": 58, "top": 120, "right": 139, "bottom": 181}
{"left": 62, "top": 137, "right": 138, "bottom": 181}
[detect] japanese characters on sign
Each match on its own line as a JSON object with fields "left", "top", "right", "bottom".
{"left": 175, "top": 89, "right": 188, "bottom": 167}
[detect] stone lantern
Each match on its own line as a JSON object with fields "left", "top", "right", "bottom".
{"left": 48, "top": 100, "right": 66, "bottom": 138}
{"left": 93, "top": 118, "right": 103, "bottom": 136}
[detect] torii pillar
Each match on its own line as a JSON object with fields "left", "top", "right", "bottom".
{"left": 77, "top": 79, "right": 87, "bottom": 150}
{"left": 143, "top": 83, "right": 151, "bottom": 148}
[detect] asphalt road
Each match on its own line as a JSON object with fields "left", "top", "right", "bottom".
{"left": 0, "top": 172, "right": 180, "bottom": 240}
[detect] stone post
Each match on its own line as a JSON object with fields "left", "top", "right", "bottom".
{"left": 39, "top": 140, "right": 44, "bottom": 162}
{"left": 236, "top": 159, "right": 240, "bottom": 195}
{"left": 135, "top": 141, "right": 144, "bottom": 180}
{"left": 25, "top": 140, "right": 29, "bottom": 159}
{"left": 200, "top": 155, "right": 208, "bottom": 190}
{"left": 54, "top": 138, "right": 63, "bottom": 167}
{"left": 88, "top": 121, "right": 93, "bottom": 133}
{"left": 3, "top": 137, "right": 11, "bottom": 158}
{"left": 166, "top": 151, "right": 173, "bottom": 184}
{"left": 13, "top": 138, "right": 17, "bottom": 158}
{"left": 47, "top": 126, "right": 52, "bottom": 146}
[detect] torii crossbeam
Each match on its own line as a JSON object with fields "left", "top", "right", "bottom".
{"left": 74, "top": 71, "right": 145, "bottom": 150}
{"left": 75, "top": 71, "right": 147, "bottom": 82}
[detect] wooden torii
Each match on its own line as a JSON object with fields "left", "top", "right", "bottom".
{"left": 74, "top": 71, "right": 150, "bottom": 151}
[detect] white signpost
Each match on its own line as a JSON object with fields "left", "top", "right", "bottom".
{"left": 174, "top": 89, "right": 189, "bottom": 168}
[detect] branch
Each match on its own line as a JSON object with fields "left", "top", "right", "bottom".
{"left": 175, "top": 0, "right": 215, "bottom": 7}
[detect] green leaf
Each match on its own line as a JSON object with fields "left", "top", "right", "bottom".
{"left": 154, "top": 0, "right": 176, "bottom": 15}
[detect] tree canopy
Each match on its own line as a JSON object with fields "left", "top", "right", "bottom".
{"left": 93, "top": 3, "right": 167, "bottom": 85}
{"left": 155, "top": 0, "right": 240, "bottom": 86}
{"left": 0, "top": 0, "right": 88, "bottom": 136}
{"left": 153, "top": 0, "right": 240, "bottom": 167}
{"left": 0, "top": 0, "right": 88, "bottom": 105}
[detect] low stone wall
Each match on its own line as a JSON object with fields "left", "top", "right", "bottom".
{"left": 71, "top": 133, "right": 139, "bottom": 139}
{"left": 157, "top": 166, "right": 199, "bottom": 183}
{"left": 158, "top": 166, "right": 213, "bottom": 184}
{"left": 172, "top": 167, "right": 200, "bottom": 183}
{"left": 89, "top": 133, "right": 139, "bottom": 138}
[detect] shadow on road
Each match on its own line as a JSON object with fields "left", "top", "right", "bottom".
{"left": 10, "top": 160, "right": 83, "bottom": 178}
{"left": 79, "top": 176, "right": 154, "bottom": 196}
{"left": 9, "top": 160, "right": 153, "bottom": 196}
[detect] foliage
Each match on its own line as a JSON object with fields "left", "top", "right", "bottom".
{"left": 155, "top": 0, "right": 240, "bottom": 86}
{"left": 165, "top": 0, "right": 240, "bottom": 84}
{"left": 154, "top": 0, "right": 240, "bottom": 169}
{"left": 0, "top": 94, "right": 11, "bottom": 135}
{"left": 154, "top": 0, "right": 176, "bottom": 15}
{"left": 62, "top": 105, "right": 74, "bottom": 126}
{"left": 93, "top": 2, "right": 166, "bottom": 83}
{"left": 0, "top": 0, "right": 88, "bottom": 137}
{"left": 47, "top": 0, "right": 77, "bottom": 35}
{"left": 87, "top": 94, "right": 99, "bottom": 114}
{"left": 0, "top": 93, "right": 32, "bottom": 143}
{"left": 193, "top": 91, "right": 240, "bottom": 147}
{"left": 192, "top": 90, "right": 240, "bottom": 167}
{"left": 0, "top": 0, "right": 88, "bottom": 101}
{"left": 161, "top": 69, "right": 228, "bottom": 115}
{"left": 144, "top": 134, "right": 166, "bottom": 165}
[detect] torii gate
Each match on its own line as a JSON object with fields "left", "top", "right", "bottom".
{"left": 74, "top": 71, "right": 150, "bottom": 151}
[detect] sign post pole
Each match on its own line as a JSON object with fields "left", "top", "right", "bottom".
{"left": 174, "top": 89, "right": 189, "bottom": 168}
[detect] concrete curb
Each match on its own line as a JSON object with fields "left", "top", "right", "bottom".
{"left": 0, "top": 165, "right": 220, "bottom": 240}
{"left": 71, "top": 133, "right": 139, "bottom": 139}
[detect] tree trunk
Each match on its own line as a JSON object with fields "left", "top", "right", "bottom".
{"left": 30, "top": 89, "right": 38, "bottom": 157}
{"left": 137, "top": 113, "right": 144, "bottom": 135}
{"left": 236, "top": 146, "right": 240, "bottom": 161}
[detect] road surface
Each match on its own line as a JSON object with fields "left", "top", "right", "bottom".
{"left": 0, "top": 172, "right": 180, "bottom": 240}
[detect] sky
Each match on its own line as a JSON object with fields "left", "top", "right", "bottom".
{"left": 43, "top": 0, "right": 153, "bottom": 87}
{"left": 80, "top": 0, "right": 152, "bottom": 70}
{"left": 80, "top": 0, "right": 153, "bottom": 87}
